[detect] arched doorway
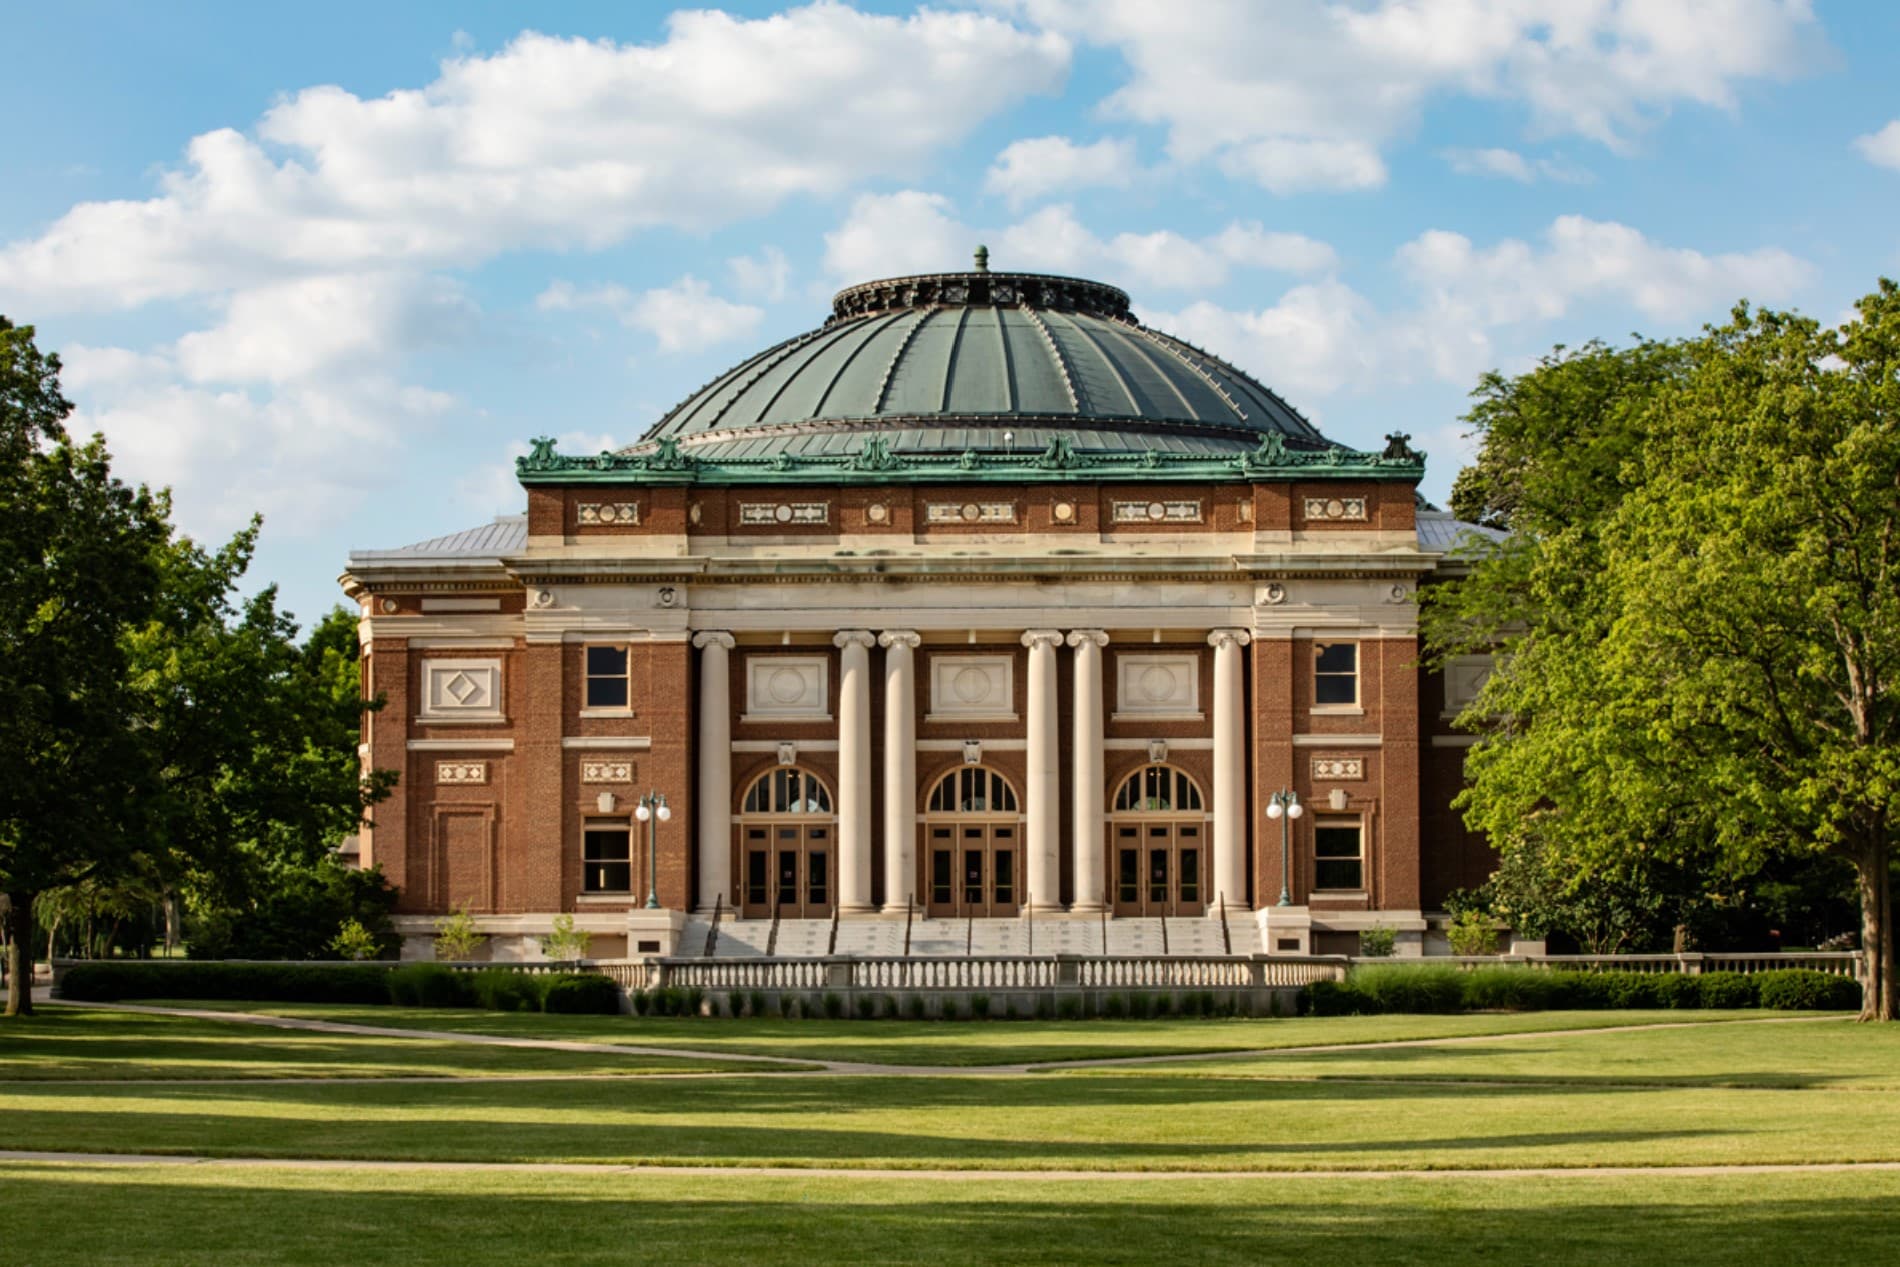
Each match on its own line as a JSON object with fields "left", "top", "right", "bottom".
{"left": 921, "top": 766, "right": 1021, "bottom": 918}
{"left": 736, "top": 767, "right": 835, "bottom": 919}
{"left": 1109, "top": 764, "right": 1208, "bottom": 917}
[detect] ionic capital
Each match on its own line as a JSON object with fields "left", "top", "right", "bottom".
{"left": 1021, "top": 628, "right": 1065, "bottom": 650}
{"left": 833, "top": 629, "right": 877, "bottom": 650}
{"left": 1207, "top": 628, "right": 1254, "bottom": 651}
{"left": 877, "top": 630, "right": 922, "bottom": 650}
{"left": 691, "top": 630, "right": 736, "bottom": 651}
{"left": 1065, "top": 629, "right": 1110, "bottom": 650}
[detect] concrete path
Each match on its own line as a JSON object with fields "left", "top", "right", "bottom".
{"left": 4, "top": 1148, "right": 1898, "bottom": 1182}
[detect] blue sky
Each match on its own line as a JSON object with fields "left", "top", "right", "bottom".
{"left": 4, "top": 1, "right": 1898, "bottom": 628}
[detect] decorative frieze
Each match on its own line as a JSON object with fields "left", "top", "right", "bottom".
{"left": 925, "top": 501, "right": 1016, "bottom": 524}
{"left": 744, "top": 656, "right": 829, "bottom": 719}
{"left": 739, "top": 501, "right": 828, "bottom": 526}
{"left": 1311, "top": 756, "right": 1365, "bottom": 781}
{"left": 1115, "top": 653, "right": 1200, "bottom": 716}
{"left": 581, "top": 760, "right": 633, "bottom": 784}
{"left": 928, "top": 655, "right": 1014, "bottom": 719}
{"left": 1111, "top": 499, "right": 1202, "bottom": 524}
{"left": 436, "top": 761, "right": 488, "bottom": 785}
{"left": 577, "top": 502, "right": 639, "bottom": 525}
{"left": 1304, "top": 495, "right": 1368, "bottom": 522}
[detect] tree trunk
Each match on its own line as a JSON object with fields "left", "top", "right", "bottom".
{"left": 4, "top": 890, "right": 36, "bottom": 1018}
{"left": 1856, "top": 847, "right": 1894, "bottom": 1022}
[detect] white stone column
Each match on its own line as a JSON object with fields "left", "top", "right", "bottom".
{"left": 1208, "top": 629, "right": 1254, "bottom": 913}
{"left": 1067, "top": 629, "right": 1110, "bottom": 914}
{"left": 692, "top": 631, "right": 736, "bottom": 913}
{"left": 878, "top": 630, "right": 921, "bottom": 914}
{"left": 834, "top": 630, "right": 877, "bottom": 915}
{"left": 1021, "top": 629, "right": 1065, "bottom": 913}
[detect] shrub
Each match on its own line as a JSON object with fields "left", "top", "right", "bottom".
{"left": 329, "top": 919, "right": 382, "bottom": 962}
{"left": 748, "top": 989, "right": 768, "bottom": 1019}
{"left": 1128, "top": 992, "right": 1154, "bottom": 1020}
{"left": 854, "top": 994, "right": 876, "bottom": 1020}
{"left": 1460, "top": 968, "right": 1564, "bottom": 1012}
{"left": 540, "top": 914, "right": 592, "bottom": 963}
{"left": 1756, "top": 969, "right": 1861, "bottom": 1011}
{"left": 904, "top": 993, "right": 928, "bottom": 1020}
{"left": 1654, "top": 974, "right": 1703, "bottom": 1010}
{"left": 940, "top": 996, "right": 963, "bottom": 1021}
{"left": 471, "top": 969, "right": 543, "bottom": 1013}
{"left": 1351, "top": 964, "right": 1466, "bottom": 1014}
{"left": 969, "top": 992, "right": 991, "bottom": 1019}
{"left": 1034, "top": 995, "right": 1056, "bottom": 1021}
{"left": 1446, "top": 909, "right": 1500, "bottom": 956}
{"left": 1358, "top": 925, "right": 1398, "bottom": 958}
{"left": 432, "top": 907, "right": 486, "bottom": 962}
{"left": 59, "top": 960, "right": 394, "bottom": 1006}
{"left": 682, "top": 987, "right": 705, "bottom": 1017}
{"left": 1102, "top": 992, "right": 1127, "bottom": 1019}
{"left": 1695, "top": 972, "right": 1758, "bottom": 1010}
{"left": 1057, "top": 995, "right": 1082, "bottom": 1021}
{"left": 1302, "top": 978, "right": 1374, "bottom": 1016}
{"left": 542, "top": 973, "right": 621, "bottom": 1015}
{"left": 820, "top": 991, "right": 844, "bottom": 1019}
{"left": 388, "top": 962, "right": 474, "bottom": 1008}
{"left": 1594, "top": 971, "right": 1667, "bottom": 1010}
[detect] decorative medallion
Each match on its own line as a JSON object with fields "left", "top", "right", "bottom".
{"left": 688, "top": 502, "right": 703, "bottom": 526}
{"left": 1111, "top": 499, "right": 1202, "bottom": 524}
{"left": 532, "top": 589, "right": 556, "bottom": 608}
{"left": 1261, "top": 582, "right": 1288, "bottom": 606}
{"left": 577, "top": 501, "right": 639, "bottom": 525}
{"left": 1311, "top": 756, "right": 1365, "bottom": 781}
{"left": 581, "top": 760, "right": 633, "bottom": 784}
{"left": 926, "top": 501, "right": 1015, "bottom": 524}
{"left": 865, "top": 502, "right": 889, "bottom": 524}
{"left": 1303, "top": 496, "right": 1368, "bottom": 522}
{"left": 436, "top": 761, "right": 488, "bottom": 785}
{"left": 740, "top": 501, "right": 828, "bottom": 526}
{"left": 1052, "top": 500, "right": 1076, "bottom": 523}
{"left": 656, "top": 586, "right": 679, "bottom": 608}
{"left": 379, "top": 598, "right": 399, "bottom": 614}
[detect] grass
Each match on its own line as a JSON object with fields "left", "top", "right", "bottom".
{"left": 5, "top": 1163, "right": 1900, "bottom": 1266}
{"left": 129, "top": 999, "right": 1793, "bottom": 1067}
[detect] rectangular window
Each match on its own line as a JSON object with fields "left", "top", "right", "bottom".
{"left": 1314, "top": 818, "right": 1364, "bottom": 891}
{"left": 1314, "top": 642, "right": 1359, "bottom": 707}
{"left": 931, "top": 850, "right": 953, "bottom": 904}
{"left": 585, "top": 645, "right": 630, "bottom": 709}
{"left": 583, "top": 823, "right": 631, "bottom": 893}
{"left": 745, "top": 850, "right": 767, "bottom": 906}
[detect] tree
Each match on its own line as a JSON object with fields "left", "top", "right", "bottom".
{"left": 1445, "top": 287, "right": 1900, "bottom": 1020}
{"left": 0, "top": 318, "right": 171, "bottom": 1016}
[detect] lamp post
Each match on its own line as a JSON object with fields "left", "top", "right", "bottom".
{"left": 634, "top": 791, "right": 671, "bottom": 910}
{"left": 1265, "top": 788, "right": 1304, "bottom": 908}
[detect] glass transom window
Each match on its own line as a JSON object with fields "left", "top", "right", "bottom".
{"left": 741, "top": 768, "right": 834, "bottom": 815}
{"left": 926, "top": 767, "right": 1019, "bottom": 814}
{"left": 1112, "top": 765, "right": 1205, "bottom": 813}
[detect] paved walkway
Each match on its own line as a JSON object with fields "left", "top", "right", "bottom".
{"left": 3, "top": 1148, "right": 1897, "bottom": 1182}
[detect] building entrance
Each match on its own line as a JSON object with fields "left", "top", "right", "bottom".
{"left": 1109, "top": 765, "right": 1209, "bottom": 917}
{"left": 736, "top": 768, "right": 835, "bottom": 919}
{"left": 921, "top": 767, "right": 1022, "bottom": 917}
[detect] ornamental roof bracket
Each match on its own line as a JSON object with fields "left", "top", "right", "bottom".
{"left": 1034, "top": 434, "right": 1084, "bottom": 470}
{"left": 846, "top": 434, "right": 904, "bottom": 472}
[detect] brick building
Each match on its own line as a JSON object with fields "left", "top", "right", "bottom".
{"left": 341, "top": 259, "right": 1503, "bottom": 960}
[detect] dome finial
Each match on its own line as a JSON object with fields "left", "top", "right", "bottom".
{"left": 973, "top": 244, "right": 990, "bottom": 274}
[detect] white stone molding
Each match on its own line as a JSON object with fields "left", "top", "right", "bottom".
{"left": 559, "top": 736, "right": 653, "bottom": 750}
{"left": 743, "top": 655, "right": 829, "bottom": 721}
{"left": 927, "top": 654, "right": 1015, "bottom": 720}
{"left": 1114, "top": 652, "right": 1200, "bottom": 718}
{"left": 962, "top": 739, "right": 983, "bottom": 764}
{"left": 577, "top": 502, "right": 640, "bottom": 525}
{"left": 582, "top": 760, "right": 634, "bottom": 784}
{"left": 1110, "top": 499, "right": 1202, "bottom": 524}
{"left": 925, "top": 501, "right": 1016, "bottom": 524}
{"left": 1304, "top": 495, "right": 1368, "bottom": 522}
{"left": 1021, "top": 629, "right": 1064, "bottom": 913}
{"left": 693, "top": 630, "right": 735, "bottom": 912}
{"left": 1291, "top": 734, "right": 1381, "bottom": 748}
{"left": 420, "top": 597, "right": 502, "bottom": 613}
{"left": 776, "top": 742, "right": 797, "bottom": 766}
{"left": 407, "top": 738, "right": 515, "bottom": 752}
{"left": 1147, "top": 739, "right": 1169, "bottom": 763}
{"left": 1208, "top": 628, "right": 1253, "bottom": 913}
{"left": 1442, "top": 654, "right": 1494, "bottom": 716}
{"left": 436, "top": 761, "right": 488, "bottom": 785}
{"left": 1311, "top": 756, "right": 1366, "bottom": 781}
{"left": 1067, "top": 629, "right": 1110, "bottom": 914}
{"left": 417, "top": 658, "right": 505, "bottom": 723}
{"left": 879, "top": 629, "right": 921, "bottom": 913}
{"left": 835, "top": 630, "right": 876, "bottom": 914}
{"left": 740, "top": 501, "right": 829, "bottom": 526}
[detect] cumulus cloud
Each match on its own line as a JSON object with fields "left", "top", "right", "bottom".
{"left": 1853, "top": 120, "right": 1900, "bottom": 170}
{"left": 728, "top": 245, "right": 791, "bottom": 302}
{"left": 825, "top": 193, "right": 1335, "bottom": 291}
{"left": 992, "top": 0, "right": 1820, "bottom": 193}
{"left": 1441, "top": 146, "right": 1593, "bottom": 184}
{"left": 537, "top": 275, "right": 763, "bottom": 353}
{"left": 984, "top": 135, "right": 1138, "bottom": 208}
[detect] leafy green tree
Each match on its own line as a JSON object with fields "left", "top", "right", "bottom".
{"left": 1448, "top": 287, "right": 1900, "bottom": 1020}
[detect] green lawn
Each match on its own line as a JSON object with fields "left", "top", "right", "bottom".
{"left": 128, "top": 998, "right": 1797, "bottom": 1066}
{"left": 6, "top": 1163, "right": 1899, "bottom": 1267}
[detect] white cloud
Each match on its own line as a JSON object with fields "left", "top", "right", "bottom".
{"left": 0, "top": 5, "right": 1069, "bottom": 311}
{"left": 536, "top": 275, "right": 762, "bottom": 353}
{"left": 461, "top": 428, "right": 619, "bottom": 518}
{"left": 826, "top": 194, "right": 1336, "bottom": 291}
{"left": 1442, "top": 147, "right": 1593, "bottom": 184}
{"left": 993, "top": 0, "right": 1819, "bottom": 193}
{"left": 728, "top": 245, "right": 790, "bottom": 302}
{"left": 1853, "top": 120, "right": 1900, "bottom": 171}
{"left": 984, "top": 135, "right": 1137, "bottom": 208}
{"left": 1143, "top": 281, "right": 1378, "bottom": 398}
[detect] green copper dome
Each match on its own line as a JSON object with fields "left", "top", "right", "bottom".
{"left": 625, "top": 265, "right": 1333, "bottom": 464}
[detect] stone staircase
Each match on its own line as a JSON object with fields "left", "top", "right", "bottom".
{"left": 671, "top": 912, "right": 1266, "bottom": 959}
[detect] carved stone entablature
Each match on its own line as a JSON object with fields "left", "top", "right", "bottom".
{"left": 577, "top": 502, "right": 639, "bottom": 525}
{"left": 437, "top": 761, "right": 488, "bottom": 785}
{"left": 739, "top": 501, "right": 829, "bottom": 526}
{"left": 1304, "top": 496, "right": 1368, "bottom": 522}
{"left": 581, "top": 760, "right": 633, "bottom": 784}
{"left": 1311, "top": 756, "right": 1365, "bottom": 781}
{"left": 1111, "top": 499, "right": 1202, "bottom": 524}
{"left": 926, "top": 501, "right": 1016, "bottom": 524}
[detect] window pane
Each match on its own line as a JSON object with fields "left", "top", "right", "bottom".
{"left": 1314, "top": 674, "right": 1356, "bottom": 705}
{"left": 1314, "top": 826, "right": 1361, "bottom": 858}
{"left": 1179, "top": 849, "right": 1199, "bottom": 902}
{"left": 1118, "top": 849, "right": 1139, "bottom": 902}
{"left": 993, "top": 850, "right": 1014, "bottom": 903}
{"left": 1315, "top": 643, "right": 1357, "bottom": 674}
{"left": 807, "top": 851, "right": 827, "bottom": 905}
{"left": 931, "top": 850, "right": 952, "bottom": 903}
{"left": 1315, "top": 859, "right": 1363, "bottom": 890}
{"left": 746, "top": 851, "right": 767, "bottom": 904}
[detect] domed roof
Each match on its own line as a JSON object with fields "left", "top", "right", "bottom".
{"left": 625, "top": 256, "right": 1332, "bottom": 464}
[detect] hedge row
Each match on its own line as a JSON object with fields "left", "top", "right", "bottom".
{"left": 1304, "top": 965, "right": 1861, "bottom": 1016}
{"left": 57, "top": 960, "right": 622, "bottom": 1015}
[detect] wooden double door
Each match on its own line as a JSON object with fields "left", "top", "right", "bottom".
{"left": 739, "top": 820, "right": 835, "bottom": 919}
{"left": 1111, "top": 819, "right": 1207, "bottom": 917}
{"left": 923, "top": 820, "right": 1020, "bottom": 917}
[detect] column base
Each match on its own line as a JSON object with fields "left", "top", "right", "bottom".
{"left": 877, "top": 902, "right": 917, "bottom": 918}
{"left": 835, "top": 902, "right": 880, "bottom": 918}
{"left": 1024, "top": 899, "right": 1069, "bottom": 917}
{"left": 1067, "top": 900, "right": 1108, "bottom": 917}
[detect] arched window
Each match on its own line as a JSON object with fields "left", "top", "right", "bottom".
{"left": 925, "top": 766, "right": 1020, "bottom": 815}
{"left": 1112, "top": 764, "right": 1205, "bottom": 813}
{"left": 740, "top": 767, "right": 834, "bottom": 815}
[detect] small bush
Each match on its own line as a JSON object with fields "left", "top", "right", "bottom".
{"left": 1303, "top": 978, "right": 1374, "bottom": 1016}
{"left": 904, "top": 993, "right": 928, "bottom": 1020}
{"left": 329, "top": 919, "right": 382, "bottom": 962}
{"left": 969, "top": 992, "right": 992, "bottom": 1019}
{"left": 1460, "top": 967, "right": 1562, "bottom": 1012}
{"left": 1102, "top": 992, "right": 1127, "bottom": 1019}
{"left": 58, "top": 960, "right": 394, "bottom": 1006}
{"left": 1351, "top": 964, "right": 1465, "bottom": 1014}
{"left": 1654, "top": 974, "right": 1703, "bottom": 1010}
{"left": 747, "top": 989, "right": 768, "bottom": 1018}
{"left": 1358, "top": 925, "right": 1398, "bottom": 958}
{"left": 540, "top": 914, "right": 592, "bottom": 963}
{"left": 1757, "top": 969, "right": 1861, "bottom": 1011}
{"left": 388, "top": 963, "right": 474, "bottom": 1008}
{"left": 854, "top": 994, "right": 876, "bottom": 1020}
{"left": 682, "top": 987, "right": 706, "bottom": 1017}
{"left": 542, "top": 973, "right": 621, "bottom": 1014}
{"left": 432, "top": 907, "right": 486, "bottom": 962}
{"left": 1034, "top": 995, "right": 1056, "bottom": 1021}
{"left": 820, "top": 991, "right": 844, "bottom": 1020}
{"left": 1128, "top": 992, "right": 1154, "bottom": 1019}
{"left": 471, "top": 969, "right": 544, "bottom": 1013}
{"left": 1694, "top": 972, "right": 1757, "bottom": 1010}
{"left": 1057, "top": 995, "right": 1082, "bottom": 1021}
{"left": 1446, "top": 909, "right": 1500, "bottom": 956}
